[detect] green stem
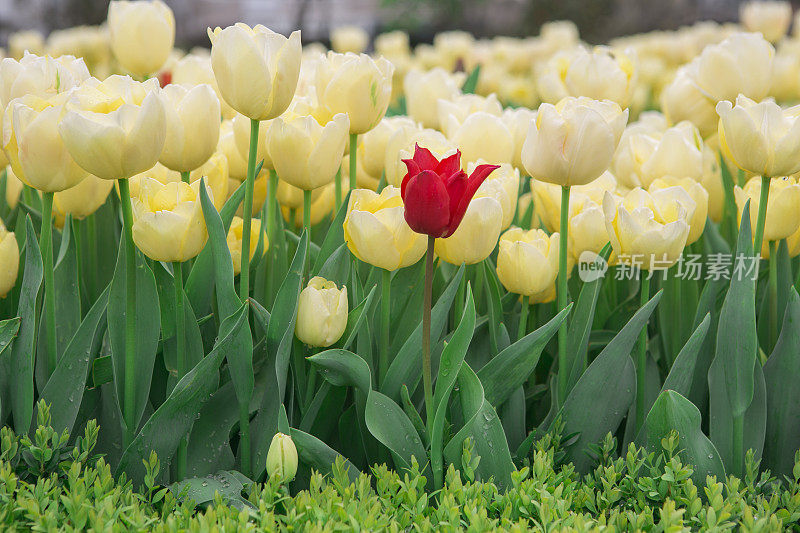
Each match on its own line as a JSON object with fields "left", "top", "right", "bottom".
{"left": 557, "top": 185, "right": 571, "bottom": 405}
{"left": 40, "top": 192, "right": 57, "bottom": 378}
{"left": 380, "top": 269, "right": 391, "bottom": 384}
{"left": 517, "top": 297, "right": 529, "bottom": 341}
{"left": 303, "top": 189, "right": 311, "bottom": 280}
{"left": 753, "top": 175, "right": 771, "bottom": 259}
{"left": 334, "top": 167, "right": 342, "bottom": 212}
{"left": 173, "top": 260, "right": 187, "bottom": 480}
{"left": 769, "top": 240, "right": 778, "bottom": 351}
{"left": 636, "top": 274, "right": 651, "bottom": 432}
{"left": 180, "top": 171, "right": 190, "bottom": 184}
{"left": 732, "top": 413, "right": 744, "bottom": 477}
{"left": 118, "top": 178, "right": 138, "bottom": 447}
{"left": 422, "top": 236, "right": 435, "bottom": 430}
{"left": 240, "top": 118, "right": 260, "bottom": 302}
{"left": 267, "top": 169, "right": 278, "bottom": 244}
{"left": 349, "top": 133, "right": 357, "bottom": 190}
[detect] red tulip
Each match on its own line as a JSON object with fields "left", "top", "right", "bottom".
{"left": 401, "top": 144, "right": 499, "bottom": 238}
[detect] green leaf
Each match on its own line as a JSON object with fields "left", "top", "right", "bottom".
{"left": 365, "top": 390, "right": 429, "bottom": 476}
{"left": 688, "top": 277, "right": 726, "bottom": 414}
{"left": 482, "top": 260, "right": 503, "bottom": 355}
{"left": 312, "top": 191, "right": 350, "bottom": 273}
{"left": 317, "top": 243, "right": 351, "bottom": 288}
{"left": 0, "top": 317, "right": 21, "bottom": 356}
{"left": 308, "top": 349, "right": 371, "bottom": 394}
{"left": 461, "top": 65, "right": 481, "bottom": 94}
{"left": 340, "top": 285, "right": 378, "bottom": 351}
{"left": 170, "top": 470, "right": 252, "bottom": 509}
{"left": 660, "top": 314, "right": 710, "bottom": 397}
{"left": 290, "top": 428, "right": 361, "bottom": 483}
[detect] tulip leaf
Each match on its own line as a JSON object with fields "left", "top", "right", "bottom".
{"left": 169, "top": 470, "right": 253, "bottom": 510}
{"left": 317, "top": 243, "right": 351, "bottom": 288}
{"left": 308, "top": 349, "right": 372, "bottom": 394}
{"left": 688, "top": 276, "right": 726, "bottom": 414}
{"left": 290, "top": 427, "right": 361, "bottom": 483}
{"left": 365, "top": 389, "right": 429, "bottom": 476}
{"left": 556, "top": 290, "right": 662, "bottom": 474}
{"left": 461, "top": 65, "right": 481, "bottom": 94}
{"left": 340, "top": 285, "right": 378, "bottom": 351}
{"left": 478, "top": 304, "right": 570, "bottom": 407}
{"left": 38, "top": 287, "right": 109, "bottom": 435}
{"left": 644, "top": 390, "right": 726, "bottom": 488}
{"left": 382, "top": 264, "right": 464, "bottom": 402}
{"left": 116, "top": 304, "right": 248, "bottom": 484}
{"left": 8, "top": 217, "right": 43, "bottom": 434}
{"left": 661, "top": 313, "right": 710, "bottom": 397}
{"left": 762, "top": 288, "right": 800, "bottom": 477}
{"left": 482, "top": 260, "right": 503, "bottom": 355}
{"left": 0, "top": 317, "right": 21, "bottom": 356}
{"left": 313, "top": 189, "right": 350, "bottom": 273}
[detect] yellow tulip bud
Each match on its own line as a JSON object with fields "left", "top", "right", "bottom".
{"left": 433, "top": 31, "right": 475, "bottom": 71}
{"left": 528, "top": 283, "right": 557, "bottom": 305}
{"left": 171, "top": 53, "right": 236, "bottom": 119}
{"left": 208, "top": 24, "right": 301, "bottom": 121}
{"left": 533, "top": 171, "right": 618, "bottom": 232}
{"left": 496, "top": 228, "right": 560, "bottom": 297}
{"left": 375, "top": 31, "right": 411, "bottom": 58}
{"left": 330, "top": 26, "right": 369, "bottom": 54}
{"left": 437, "top": 93, "right": 503, "bottom": 129}
{"left": 227, "top": 216, "right": 266, "bottom": 276}
{"left": 58, "top": 76, "right": 166, "bottom": 180}
{"left": 53, "top": 174, "right": 114, "bottom": 228}
{"left": 218, "top": 120, "right": 248, "bottom": 182}
{"left": 315, "top": 52, "right": 394, "bottom": 134}
{"left": 0, "top": 219, "right": 19, "bottom": 298}
{"left": 131, "top": 178, "right": 208, "bottom": 262}
{"left": 701, "top": 145, "right": 725, "bottom": 223}
{"left": 268, "top": 113, "right": 349, "bottom": 190}
{"left": 717, "top": 95, "right": 800, "bottom": 178}
{"left": 343, "top": 186, "right": 426, "bottom": 271}
{"left": 435, "top": 197, "right": 503, "bottom": 265}
{"left": 159, "top": 84, "right": 220, "bottom": 172}
{"left": 563, "top": 46, "right": 637, "bottom": 107}
{"left": 741, "top": 1, "right": 792, "bottom": 43}
{"left": 232, "top": 113, "right": 271, "bottom": 170}
{"left": 442, "top": 111, "right": 514, "bottom": 166}
{"left": 295, "top": 276, "right": 348, "bottom": 347}
{"left": 283, "top": 179, "right": 350, "bottom": 228}
{"left": 108, "top": 0, "right": 174, "bottom": 77}
{"left": 649, "top": 177, "right": 708, "bottom": 244}
{"left": 359, "top": 116, "right": 417, "bottom": 179}
{"left": 735, "top": 176, "right": 800, "bottom": 243}
{"left": 501, "top": 107, "right": 537, "bottom": 171}
{"left": 768, "top": 43, "right": 800, "bottom": 102}
{"left": 8, "top": 31, "right": 44, "bottom": 59}
{"left": 535, "top": 49, "right": 574, "bottom": 105}
{"left": 569, "top": 196, "right": 612, "bottom": 260}
{"left": 522, "top": 96, "right": 628, "bottom": 187}
{"left": 660, "top": 66, "right": 720, "bottom": 138}
{"left": 129, "top": 156, "right": 228, "bottom": 211}
{"left": 471, "top": 161, "right": 520, "bottom": 230}
{"left": 4, "top": 167, "right": 23, "bottom": 209}
{"left": 266, "top": 432, "right": 298, "bottom": 481}
{"left": 403, "top": 68, "right": 465, "bottom": 129}
{"left": 341, "top": 153, "right": 378, "bottom": 191}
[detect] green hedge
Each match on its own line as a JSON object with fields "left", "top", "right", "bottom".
{"left": 2, "top": 412, "right": 800, "bottom": 531}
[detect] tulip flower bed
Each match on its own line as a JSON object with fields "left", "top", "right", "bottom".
{"left": 2, "top": 0, "right": 800, "bottom": 527}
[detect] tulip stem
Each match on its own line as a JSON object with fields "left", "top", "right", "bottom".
{"left": 753, "top": 175, "right": 771, "bottom": 260}
{"left": 422, "top": 236, "right": 435, "bottom": 430}
{"left": 349, "top": 133, "right": 358, "bottom": 190}
{"left": 173, "top": 260, "right": 187, "bottom": 480}
{"left": 334, "top": 168, "right": 342, "bottom": 212}
{"left": 769, "top": 240, "right": 778, "bottom": 351}
{"left": 635, "top": 274, "right": 651, "bottom": 432}
{"left": 118, "top": 178, "right": 138, "bottom": 447}
{"left": 556, "top": 185, "right": 571, "bottom": 405}
{"left": 380, "top": 269, "right": 391, "bottom": 384}
{"left": 267, "top": 169, "right": 278, "bottom": 246}
{"left": 303, "top": 189, "right": 312, "bottom": 279}
{"left": 240, "top": 118, "right": 260, "bottom": 302}
{"left": 517, "top": 297, "right": 529, "bottom": 341}
{"left": 40, "top": 192, "right": 57, "bottom": 378}
{"left": 87, "top": 213, "right": 98, "bottom": 299}
{"left": 180, "top": 171, "right": 190, "bottom": 184}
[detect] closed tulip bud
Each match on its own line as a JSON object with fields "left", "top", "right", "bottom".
{"left": 442, "top": 112, "right": 514, "bottom": 166}
{"left": 266, "top": 432, "right": 298, "bottom": 482}
{"left": 435, "top": 196, "right": 503, "bottom": 265}
{"left": 694, "top": 33, "right": 775, "bottom": 103}
{"left": 58, "top": 76, "right": 166, "bottom": 180}
{"left": 501, "top": 107, "right": 537, "bottom": 171}
{"left": 108, "top": 1, "right": 174, "bottom": 77}
{"left": 533, "top": 171, "right": 617, "bottom": 232}
{"left": 330, "top": 26, "right": 369, "bottom": 54}
{"left": 701, "top": 145, "right": 725, "bottom": 222}
{"left": 4, "top": 167, "right": 23, "bottom": 209}
{"left": 343, "top": 186, "right": 425, "bottom": 270}
{"left": 208, "top": 24, "right": 301, "bottom": 121}
{"left": 276, "top": 177, "right": 324, "bottom": 209}
{"left": 735, "top": 176, "right": 800, "bottom": 242}
{"left": 717, "top": 95, "right": 800, "bottom": 178}
{"left": 218, "top": 120, "right": 248, "bottom": 181}
{"left": 130, "top": 157, "right": 228, "bottom": 210}
{"left": 341, "top": 152, "right": 378, "bottom": 190}
{"left": 563, "top": 46, "right": 637, "bottom": 107}
{"left": 470, "top": 161, "right": 519, "bottom": 230}
{"left": 131, "top": 178, "right": 208, "bottom": 262}
{"left": 660, "top": 66, "right": 720, "bottom": 138}
{"left": 522, "top": 96, "right": 628, "bottom": 187}
{"left": 238, "top": 171, "right": 268, "bottom": 217}
{"left": 569, "top": 195, "right": 615, "bottom": 261}
{"left": 741, "top": 1, "right": 791, "bottom": 43}
{"left": 404, "top": 68, "right": 465, "bottom": 129}
{"left": 496, "top": 228, "right": 559, "bottom": 296}
{"left": 269, "top": 113, "right": 349, "bottom": 190}
{"left": 359, "top": 116, "right": 417, "bottom": 179}
{"left": 53, "top": 174, "right": 114, "bottom": 227}
{"left": 649, "top": 177, "right": 708, "bottom": 244}
{"left": 8, "top": 31, "right": 44, "bottom": 59}
{"left": 437, "top": 93, "right": 503, "bottom": 129}
{"left": 232, "top": 113, "right": 271, "bottom": 170}
{"left": 159, "top": 84, "right": 220, "bottom": 172}
{"left": 171, "top": 53, "right": 236, "bottom": 119}
{"left": 315, "top": 52, "right": 393, "bottom": 134}
{"left": 3, "top": 91, "right": 89, "bottom": 192}
{"left": 375, "top": 31, "right": 411, "bottom": 58}
{"left": 603, "top": 190, "right": 690, "bottom": 270}
{"left": 227, "top": 216, "right": 266, "bottom": 275}
{"left": 295, "top": 276, "right": 348, "bottom": 347}
{"left": 0, "top": 219, "right": 19, "bottom": 298}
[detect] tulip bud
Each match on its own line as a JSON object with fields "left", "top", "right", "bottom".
{"left": 501, "top": 107, "right": 537, "bottom": 171}
{"left": 660, "top": 66, "right": 720, "bottom": 138}
{"left": 227, "top": 216, "right": 266, "bottom": 275}
{"left": 330, "top": 26, "right": 369, "bottom": 54}
{"left": 131, "top": 178, "right": 208, "bottom": 262}
{"left": 568, "top": 195, "right": 613, "bottom": 261}
{"left": 208, "top": 24, "right": 301, "bottom": 121}
{"left": 0, "top": 218, "right": 19, "bottom": 298}
{"left": 435, "top": 196, "right": 503, "bottom": 265}
{"left": 442, "top": 111, "right": 514, "bottom": 166}
{"left": 522, "top": 96, "right": 628, "bottom": 187}
{"left": 437, "top": 93, "right": 503, "bottom": 129}
{"left": 533, "top": 171, "right": 617, "bottom": 233}
{"left": 159, "top": 84, "right": 220, "bottom": 172}
{"left": 375, "top": 31, "right": 411, "bottom": 58}
{"left": 171, "top": 53, "right": 236, "bottom": 119}
{"left": 232, "top": 113, "right": 271, "bottom": 170}
{"left": 218, "top": 120, "right": 248, "bottom": 182}
{"left": 130, "top": 156, "right": 228, "bottom": 211}
{"left": 53, "top": 174, "right": 114, "bottom": 228}
{"left": 108, "top": 0, "right": 175, "bottom": 77}
{"left": 268, "top": 113, "right": 349, "bottom": 190}
{"left": 266, "top": 432, "right": 298, "bottom": 482}
{"left": 471, "top": 161, "right": 519, "bottom": 230}
{"left": 8, "top": 31, "right": 45, "bottom": 59}
{"left": 496, "top": 228, "right": 560, "bottom": 297}
{"left": 735, "top": 176, "right": 800, "bottom": 243}
{"left": 403, "top": 68, "right": 465, "bottom": 129}
{"left": 359, "top": 116, "right": 417, "bottom": 179}
{"left": 563, "top": 46, "right": 637, "bottom": 107}
{"left": 649, "top": 177, "right": 708, "bottom": 244}
{"left": 741, "top": 1, "right": 792, "bottom": 43}
{"left": 295, "top": 276, "right": 348, "bottom": 347}
{"left": 343, "top": 186, "right": 427, "bottom": 271}
{"left": 4, "top": 167, "right": 23, "bottom": 209}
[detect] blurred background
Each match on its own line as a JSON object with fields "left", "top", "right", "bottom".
{"left": 2, "top": 0, "right": 799, "bottom": 47}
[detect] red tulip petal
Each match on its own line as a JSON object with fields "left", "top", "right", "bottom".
{"left": 401, "top": 158, "right": 421, "bottom": 199}
{"left": 412, "top": 143, "right": 441, "bottom": 170}
{"left": 444, "top": 164, "right": 499, "bottom": 237}
{"left": 435, "top": 150, "right": 462, "bottom": 176}
{"left": 403, "top": 169, "right": 451, "bottom": 237}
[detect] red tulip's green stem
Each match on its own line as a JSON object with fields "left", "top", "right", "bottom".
{"left": 517, "top": 297, "right": 529, "bottom": 341}
{"left": 334, "top": 167, "right": 342, "bottom": 212}
{"left": 240, "top": 118, "right": 260, "bottom": 302}
{"left": 769, "top": 240, "right": 778, "bottom": 350}
{"left": 380, "top": 269, "right": 391, "bottom": 384}
{"left": 267, "top": 169, "right": 278, "bottom": 244}
{"left": 173, "top": 260, "right": 187, "bottom": 480}
{"left": 635, "top": 274, "right": 651, "bottom": 432}
{"left": 557, "top": 185, "right": 571, "bottom": 405}
{"left": 303, "top": 189, "right": 312, "bottom": 281}
{"left": 118, "top": 178, "right": 137, "bottom": 447}
{"left": 732, "top": 413, "right": 744, "bottom": 476}
{"left": 349, "top": 133, "right": 358, "bottom": 190}
{"left": 422, "top": 236, "right": 435, "bottom": 430}
{"left": 753, "top": 175, "right": 770, "bottom": 261}
{"left": 40, "top": 192, "right": 57, "bottom": 378}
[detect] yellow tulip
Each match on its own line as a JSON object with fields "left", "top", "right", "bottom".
{"left": 218, "top": 119, "right": 248, "bottom": 182}
{"left": 58, "top": 76, "right": 166, "bottom": 180}
{"left": 471, "top": 161, "right": 520, "bottom": 230}
{"left": 159, "top": 83, "right": 220, "bottom": 172}
{"left": 522, "top": 96, "right": 628, "bottom": 187}
{"left": 282, "top": 179, "right": 350, "bottom": 227}
{"left": 437, "top": 93, "right": 503, "bottom": 128}
{"left": 384, "top": 127, "right": 454, "bottom": 187}
{"left": 649, "top": 177, "right": 709, "bottom": 244}
{"left": 433, "top": 31, "right": 475, "bottom": 71}
{"left": 8, "top": 31, "right": 45, "bottom": 59}
{"left": 501, "top": 106, "right": 537, "bottom": 171}
{"left": 533, "top": 171, "right": 618, "bottom": 232}
{"left": 403, "top": 68, "right": 465, "bottom": 129}
{"left": 341, "top": 153, "right": 378, "bottom": 191}
{"left": 266, "top": 432, "right": 298, "bottom": 481}
{"left": 496, "top": 228, "right": 560, "bottom": 296}
{"left": 268, "top": 113, "right": 349, "bottom": 190}
{"left": 441, "top": 108, "right": 514, "bottom": 166}
{"left": 435, "top": 196, "right": 503, "bottom": 265}
{"left": 741, "top": 1, "right": 792, "bottom": 43}
{"left": 4, "top": 167, "right": 23, "bottom": 209}
{"left": 232, "top": 113, "right": 271, "bottom": 170}
{"left": 717, "top": 95, "right": 800, "bottom": 178}
{"left": 208, "top": 23, "right": 301, "bottom": 120}
{"left": 768, "top": 43, "right": 800, "bottom": 102}
{"left": 295, "top": 276, "right": 348, "bottom": 347}
{"left": 3, "top": 91, "right": 89, "bottom": 192}
{"left": 660, "top": 66, "right": 720, "bottom": 138}
{"left": 171, "top": 53, "right": 236, "bottom": 119}
{"left": 568, "top": 195, "right": 612, "bottom": 260}
{"left": 130, "top": 156, "right": 228, "bottom": 210}
{"left": 343, "top": 186, "right": 426, "bottom": 271}
{"left": 53, "top": 174, "right": 114, "bottom": 227}
{"left": 330, "top": 26, "right": 369, "bottom": 54}
{"left": 0, "top": 218, "right": 19, "bottom": 297}
{"left": 735, "top": 175, "right": 800, "bottom": 243}
{"left": 359, "top": 116, "right": 417, "bottom": 179}
{"left": 227, "top": 216, "right": 266, "bottom": 275}
{"left": 375, "top": 31, "right": 410, "bottom": 58}
{"left": 108, "top": 0, "right": 174, "bottom": 77}
{"left": 693, "top": 33, "right": 775, "bottom": 103}
{"left": 131, "top": 178, "right": 208, "bottom": 262}
{"left": 563, "top": 46, "right": 637, "bottom": 107}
